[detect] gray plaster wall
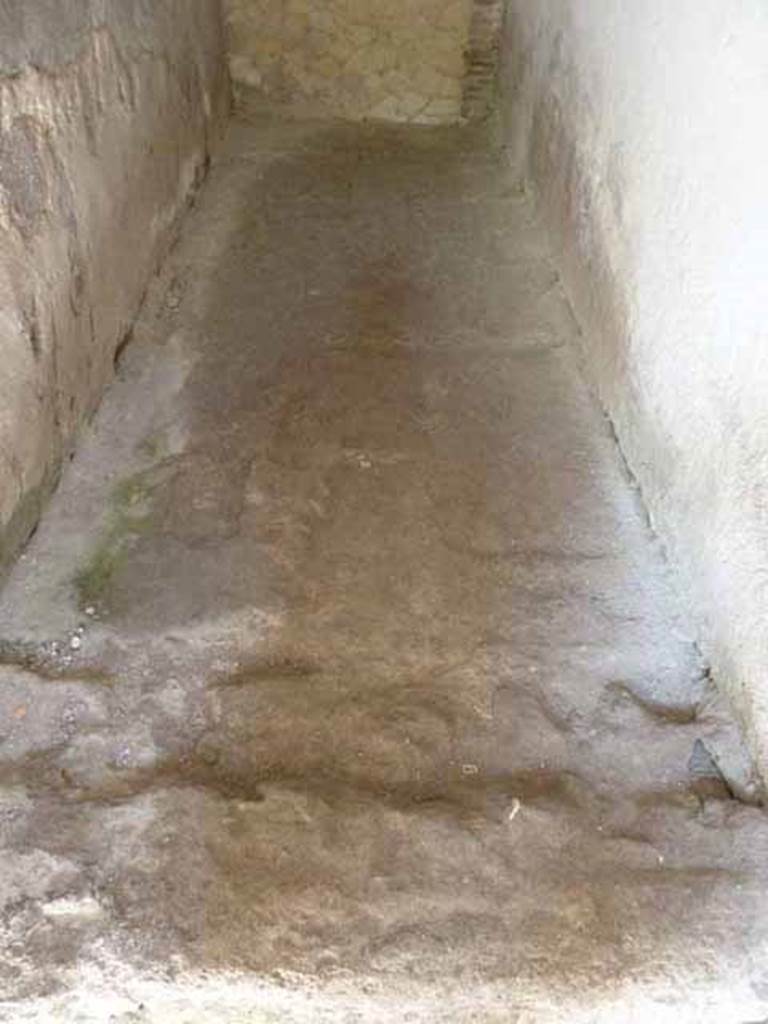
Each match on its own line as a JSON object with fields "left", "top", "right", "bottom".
{"left": 0, "top": 0, "right": 229, "bottom": 571}
{"left": 498, "top": 2, "right": 768, "bottom": 777}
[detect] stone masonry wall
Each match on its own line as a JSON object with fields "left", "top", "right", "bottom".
{"left": 462, "top": 0, "right": 506, "bottom": 121}
{"left": 0, "top": 1, "right": 229, "bottom": 573}
{"left": 225, "top": 0, "right": 473, "bottom": 123}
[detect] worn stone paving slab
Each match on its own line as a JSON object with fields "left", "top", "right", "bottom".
{"left": 0, "top": 103, "right": 767, "bottom": 1022}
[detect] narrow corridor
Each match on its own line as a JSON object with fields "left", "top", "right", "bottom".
{"left": 1, "top": 103, "right": 767, "bottom": 1022}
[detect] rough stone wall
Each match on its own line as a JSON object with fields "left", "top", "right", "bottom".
{"left": 0, "top": 1, "right": 229, "bottom": 573}
{"left": 462, "top": 0, "right": 506, "bottom": 121}
{"left": 498, "top": 1, "right": 768, "bottom": 778}
{"left": 225, "top": 0, "right": 473, "bottom": 123}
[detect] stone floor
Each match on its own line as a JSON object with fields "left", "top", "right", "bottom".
{"left": 0, "top": 102, "right": 767, "bottom": 1022}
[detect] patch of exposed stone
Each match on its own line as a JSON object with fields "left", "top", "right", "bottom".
{"left": 225, "top": 0, "right": 473, "bottom": 123}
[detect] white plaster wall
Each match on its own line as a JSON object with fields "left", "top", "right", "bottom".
{"left": 498, "top": 2, "right": 768, "bottom": 774}
{"left": 224, "top": 0, "right": 473, "bottom": 123}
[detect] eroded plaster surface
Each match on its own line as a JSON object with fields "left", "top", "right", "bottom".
{"left": 0, "top": 0, "right": 229, "bottom": 572}
{"left": 498, "top": 2, "right": 768, "bottom": 776}
{"left": 224, "top": 0, "right": 473, "bottom": 123}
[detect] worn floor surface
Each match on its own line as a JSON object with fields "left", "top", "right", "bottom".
{"left": 1, "top": 104, "right": 767, "bottom": 1022}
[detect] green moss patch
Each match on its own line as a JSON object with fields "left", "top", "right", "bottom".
{"left": 72, "top": 468, "right": 161, "bottom": 611}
